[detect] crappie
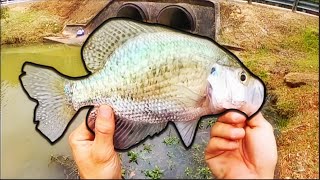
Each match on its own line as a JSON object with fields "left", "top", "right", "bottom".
{"left": 19, "top": 18, "right": 266, "bottom": 150}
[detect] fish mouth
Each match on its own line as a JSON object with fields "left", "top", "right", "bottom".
{"left": 240, "top": 80, "right": 265, "bottom": 117}
{"left": 222, "top": 100, "right": 246, "bottom": 109}
{"left": 206, "top": 76, "right": 265, "bottom": 118}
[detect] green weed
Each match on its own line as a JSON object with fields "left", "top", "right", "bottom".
{"left": 206, "top": 118, "right": 216, "bottom": 128}
{"left": 163, "top": 135, "right": 179, "bottom": 146}
{"left": 198, "top": 120, "right": 206, "bottom": 129}
{"left": 143, "top": 143, "right": 153, "bottom": 153}
{"left": 196, "top": 167, "right": 212, "bottom": 179}
{"left": 184, "top": 167, "right": 192, "bottom": 177}
{"left": 121, "top": 169, "right": 126, "bottom": 177}
{"left": 166, "top": 151, "right": 175, "bottom": 159}
{"left": 144, "top": 166, "right": 164, "bottom": 179}
{"left": 127, "top": 151, "right": 138, "bottom": 164}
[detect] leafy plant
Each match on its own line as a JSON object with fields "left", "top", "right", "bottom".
{"left": 196, "top": 167, "right": 212, "bottom": 179}
{"left": 198, "top": 120, "right": 206, "bottom": 129}
{"left": 163, "top": 135, "right": 179, "bottom": 145}
{"left": 121, "top": 169, "right": 126, "bottom": 177}
{"left": 144, "top": 166, "right": 164, "bottom": 179}
{"left": 184, "top": 167, "right": 192, "bottom": 177}
{"left": 127, "top": 151, "right": 138, "bottom": 164}
{"left": 143, "top": 143, "right": 153, "bottom": 153}
{"left": 166, "top": 151, "right": 174, "bottom": 159}
{"left": 206, "top": 118, "right": 216, "bottom": 128}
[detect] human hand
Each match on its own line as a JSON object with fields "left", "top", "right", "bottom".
{"left": 205, "top": 111, "right": 277, "bottom": 179}
{"left": 69, "top": 105, "right": 122, "bottom": 179}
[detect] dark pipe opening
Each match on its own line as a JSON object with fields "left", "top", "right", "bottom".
{"left": 117, "top": 4, "right": 146, "bottom": 22}
{"left": 157, "top": 6, "right": 195, "bottom": 31}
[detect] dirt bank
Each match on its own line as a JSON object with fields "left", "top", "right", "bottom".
{"left": 219, "top": 1, "right": 318, "bottom": 178}
{"left": 0, "top": 0, "right": 109, "bottom": 45}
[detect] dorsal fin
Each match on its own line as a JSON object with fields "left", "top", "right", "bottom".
{"left": 82, "top": 18, "right": 171, "bottom": 73}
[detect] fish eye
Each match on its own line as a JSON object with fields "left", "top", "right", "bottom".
{"left": 211, "top": 67, "right": 216, "bottom": 74}
{"left": 240, "top": 72, "right": 247, "bottom": 82}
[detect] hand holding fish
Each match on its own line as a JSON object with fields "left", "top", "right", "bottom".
{"left": 205, "top": 111, "right": 278, "bottom": 179}
{"left": 68, "top": 105, "right": 122, "bottom": 179}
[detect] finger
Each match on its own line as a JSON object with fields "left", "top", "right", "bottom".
{"left": 205, "top": 137, "right": 239, "bottom": 155}
{"left": 210, "top": 122, "right": 245, "bottom": 140}
{"left": 92, "top": 105, "right": 116, "bottom": 153}
{"left": 218, "top": 111, "right": 247, "bottom": 125}
{"left": 69, "top": 121, "right": 94, "bottom": 143}
{"left": 247, "top": 112, "right": 272, "bottom": 129}
{"left": 87, "top": 107, "right": 98, "bottom": 131}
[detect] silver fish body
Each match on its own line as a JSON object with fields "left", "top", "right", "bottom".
{"left": 20, "top": 19, "right": 266, "bottom": 149}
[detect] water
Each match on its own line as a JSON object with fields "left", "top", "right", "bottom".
{"left": 1, "top": 43, "right": 215, "bottom": 179}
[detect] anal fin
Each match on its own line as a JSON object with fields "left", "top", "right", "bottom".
{"left": 174, "top": 120, "right": 199, "bottom": 147}
{"left": 114, "top": 117, "right": 168, "bottom": 149}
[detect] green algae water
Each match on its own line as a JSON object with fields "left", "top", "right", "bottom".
{"left": 1, "top": 43, "right": 87, "bottom": 84}
{"left": 1, "top": 43, "right": 89, "bottom": 178}
{"left": 1, "top": 43, "right": 215, "bottom": 179}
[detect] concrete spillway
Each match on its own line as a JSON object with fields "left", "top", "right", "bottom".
{"left": 44, "top": 0, "right": 221, "bottom": 46}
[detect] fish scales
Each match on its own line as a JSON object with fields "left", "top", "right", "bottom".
{"left": 68, "top": 32, "right": 215, "bottom": 112}
{"left": 67, "top": 32, "right": 215, "bottom": 125}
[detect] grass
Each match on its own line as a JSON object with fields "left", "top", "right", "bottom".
{"left": 219, "top": 1, "right": 319, "bottom": 178}
{"left": 238, "top": 26, "right": 318, "bottom": 123}
{"left": 1, "top": 6, "right": 9, "bottom": 20}
{"left": 239, "top": 20, "right": 318, "bottom": 180}
{"left": 1, "top": 6, "right": 63, "bottom": 45}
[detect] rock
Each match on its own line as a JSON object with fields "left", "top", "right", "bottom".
{"left": 271, "top": 67, "right": 289, "bottom": 76}
{"left": 284, "top": 72, "right": 318, "bottom": 88}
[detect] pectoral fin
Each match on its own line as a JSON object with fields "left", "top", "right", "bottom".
{"left": 174, "top": 85, "right": 206, "bottom": 108}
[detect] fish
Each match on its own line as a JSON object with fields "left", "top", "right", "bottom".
{"left": 19, "top": 18, "right": 266, "bottom": 150}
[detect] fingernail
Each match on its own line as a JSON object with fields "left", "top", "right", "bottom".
{"left": 232, "top": 112, "right": 246, "bottom": 122}
{"left": 99, "top": 105, "right": 112, "bottom": 119}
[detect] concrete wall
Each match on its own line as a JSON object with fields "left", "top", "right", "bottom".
{"left": 84, "top": 0, "right": 220, "bottom": 40}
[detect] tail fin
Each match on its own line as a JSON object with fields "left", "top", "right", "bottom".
{"left": 19, "top": 62, "right": 76, "bottom": 143}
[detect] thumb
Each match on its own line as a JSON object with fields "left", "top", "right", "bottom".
{"left": 92, "top": 105, "right": 116, "bottom": 154}
{"left": 247, "top": 112, "right": 270, "bottom": 129}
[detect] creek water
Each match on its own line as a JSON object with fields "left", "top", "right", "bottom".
{"left": 1, "top": 43, "right": 215, "bottom": 179}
